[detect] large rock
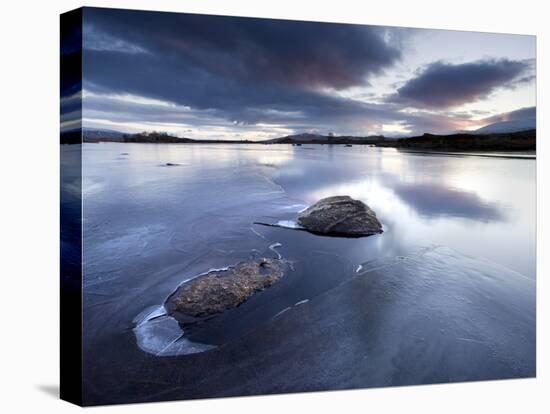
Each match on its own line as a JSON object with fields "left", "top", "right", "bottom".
{"left": 297, "top": 196, "right": 383, "bottom": 237}
{"left": 167, "top": 258, "right": 287, "bottom": 321}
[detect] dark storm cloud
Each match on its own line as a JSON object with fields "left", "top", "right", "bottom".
{"left": 83, "top": 8, "right": 401, "bottom": 91}
{"left": 81, "top": 7, "right": 409, "bottom": 133}
{"left": 389, "top": 59, "right": 533, "bottom": 109}
{"left": 83, "top": 48, "right": 374, "bottom": 118}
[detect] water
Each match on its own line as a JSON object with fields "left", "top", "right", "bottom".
{"left": 77, "top": 143, "right": 535, "bottom": 404}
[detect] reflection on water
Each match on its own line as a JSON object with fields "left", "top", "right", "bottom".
{"left": 392, "top": 181, "right": 504, "bottom": 221}
{"left": 270, "top": 145, "right": 534, "bottom": 277}
{"left": 79, "top": 143, "right": 535, "bottom": 404}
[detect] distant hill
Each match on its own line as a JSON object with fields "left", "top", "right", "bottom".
{"left": 376, "top": 129, "right": 535, "bottom": 151}
{"left": 263, "top": 132, "right": 327, "bottom": 143}
{"left": 81, "top": 130, "right": 255, "bottom": 144}
{"left": 82, "top": 128, "right": 126, "bottom": 142}
{"left": 264, "top": 133, "right": 387, "bottom": 144}
{"left": 73, "top": 128, "right": 534, "bottom": 151}
{"left": 119, "top": 132, "right": 196, "bottom": 143}
{"left": 83, "top": 130, "right": 196, "bottom": 143}
{"left": 474, "top": 118, "right": 536, "bottom": 134}
{"left": 84, "top": 129, "right": 389, "bottom": 145}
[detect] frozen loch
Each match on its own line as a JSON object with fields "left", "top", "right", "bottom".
{"left": 76, "top": 143, "right": 535, "bottom": 404}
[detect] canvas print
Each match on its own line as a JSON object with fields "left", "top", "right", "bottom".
{"left": 60, "top": 7, "right": 536, "bottom": 406}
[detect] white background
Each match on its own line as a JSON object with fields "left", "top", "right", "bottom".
{"left": 0, "top": 0, "right": 548, "bottom": 411}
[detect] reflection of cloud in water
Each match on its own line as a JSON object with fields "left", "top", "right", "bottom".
{"left": 393, "top": 181, "right": 505, "bottom": 222}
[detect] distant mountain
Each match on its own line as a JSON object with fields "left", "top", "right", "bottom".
{"left": 264, "top": 133, "right": 386, "bottom": 144}
{"left": 474, "top": 118, "right": 535, "bottom": 134}
{"left": 376, "top": 129, "right": 535, "bottom": 151}
{"left": 266, "top": 132, "right": 327, "bottom": 143}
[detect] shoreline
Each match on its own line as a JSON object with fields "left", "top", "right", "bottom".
{"left": 395, "top": 149, "right": 536, "bottom": 159}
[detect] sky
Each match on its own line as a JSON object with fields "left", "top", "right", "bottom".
{"left": 65, "top": 7, "right": 536, "bottom": 140}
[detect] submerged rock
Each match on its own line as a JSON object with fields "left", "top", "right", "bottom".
{"left": 167, "top": 258, "right": 287, "bottom": 321}
{"left": 297, "top": 196, "right": 382, "bottom": 237}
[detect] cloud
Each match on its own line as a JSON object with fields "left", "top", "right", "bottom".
{"left": 83, "top": 24, "right": 148, "bottom": 54}
{"left": 389, "top": 59, "right": 533, "bottom": 109}
{"left": 81, "top": 87, "right": 405, "bottom": 136}
{"left": 79, "top": 8, "right": 413, "bottom": 137}
{"left": 79, "top": 8, "right": 534, "bottom": 138}
{"left": 81, "top": 87, "right": 482, "bottom": 139}
{"left": 83, "top": 8, "right": 401, "bottom": 91}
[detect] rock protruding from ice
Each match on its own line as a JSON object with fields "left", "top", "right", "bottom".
{"left": 297, "top": 196, "right": 382, "bottom": 237}
{"left": 167, "top": 258, "right": 287, "bottom": 322}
